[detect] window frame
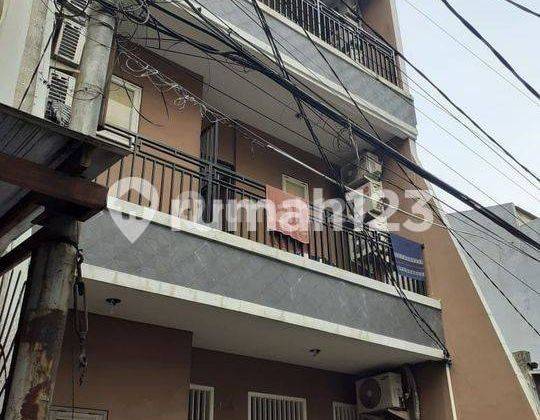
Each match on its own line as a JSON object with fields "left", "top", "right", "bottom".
{"left": 104, "top": 75, "right": 142, "bottom": 134}
{"left": 282, "top": 174, "right": 309, "bottom": 201}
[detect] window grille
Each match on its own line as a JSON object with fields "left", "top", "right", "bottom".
{"left": 189, "top": 384, "right": 214, "bottom": 420}
{"left": 332, "top": 402, "right": 357, "bottom": 420}
{"left": 248, "top": 392, "right": 307, "bottom": 420}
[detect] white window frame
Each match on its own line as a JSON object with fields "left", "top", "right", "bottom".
{"left": 48, "top": 406, "right": 107, "bottom": 420}
{"left": 248, "top": 391, "right": 307, "bottom": 420}
{"left": 189, "top": 384, "right": 215, "bottom": 420}
{"left": 332, "top": 401, "right": 357, "bottom": 420}
{"left": 282, "top": 174, "right": 309, "bottom": 201}
{"left": 97, "top": 75, "right": 142, "bottom": 147}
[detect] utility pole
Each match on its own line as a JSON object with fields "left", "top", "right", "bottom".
{"left": 4, "top": 3, "right": 116, "bottom": 419}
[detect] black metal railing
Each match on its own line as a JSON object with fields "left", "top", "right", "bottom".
{"left": 260, "top": 0, "right": 399, "bottom": 85}
{"left": 97, "top": 135, "right": 426, "bottom": 295}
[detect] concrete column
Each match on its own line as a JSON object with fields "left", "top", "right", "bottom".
{"left": 4, "top": 3, "right": 116, "bottom": 419}
{"left": 4, "top": 217, "right": 79, "bottom": 420}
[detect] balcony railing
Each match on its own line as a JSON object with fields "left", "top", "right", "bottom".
{"left": 96, "top": 134, "right": 425, "bottom": 295}
{"left": 260, "top": 0, "right": 399, "bottom": 85}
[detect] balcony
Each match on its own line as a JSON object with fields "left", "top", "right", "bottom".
{"left": 95, "top": 132, "right": 427, "bottom": 296}
{"left": 260, "top": 0, "right": 399, "bottom": 85}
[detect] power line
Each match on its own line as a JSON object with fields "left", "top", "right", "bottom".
{"left": 499, "top": 0, "right": 540, "bottom": 18}
{"left": 223, "top": 0, "right": 540, "bottom": 234}
{"left": 397, "top": 164, "right": 540, "bottom": 338}
{"left": 291, "top": 10, "right": 540, "bottom": 292}
{"left": 139, "top": 38, "right": 540, "bottom": 262}
{"left": 336, "top": 0, "right": 540, "bottom": 187}
{"left": 438, "top": 0, "right": 540, "bottom": 100}
{"left": 401, "top": 0, "right": 538, "bottom": 105}
{"left": 123, "top": 18, "right": 540, "bottom": 269}
{"left": 172, "top": 0, "right": 540, "bottom": 251}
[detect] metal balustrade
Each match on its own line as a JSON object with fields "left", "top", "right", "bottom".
{"left": 260, "top": 0, "right": 399, "bottom": 85}
{"left": 97, "top": 134, "right": 426, "bottom": 295}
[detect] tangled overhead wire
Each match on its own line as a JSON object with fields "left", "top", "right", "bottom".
{"left": 116, "top": 42, "right": 229, "bottom": 124}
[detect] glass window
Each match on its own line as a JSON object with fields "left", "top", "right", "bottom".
{"left": 282, "top": 175, "right": 309, "bottom": 200}
{"left": 105, "top": 76, "right": 141, "bottom": 132}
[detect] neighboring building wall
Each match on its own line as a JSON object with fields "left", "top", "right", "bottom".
{"left": 53, "top": 314, "right": 193, "bottom": 420}
{"left": 190, "top": 347, "right": 356, "bottom": 420}
{"left": 448, "top": 204, "right": 540, "bottom": 365}
{"left": 0, "top": 0, "right": 34, "bottom": 107}
{"left": 381, "top": 137, "right": 538, "bottom": 419}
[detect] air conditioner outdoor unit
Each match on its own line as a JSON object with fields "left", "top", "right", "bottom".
{"left": 345, "top": 178, "right": 384, "bottom": 222}
{"left": 356, "top": 372, "right": 404, "bottom": 414}
{"left": 45, "top": 69, "right": 76, "bottom": 126}
{"left": 341, "top": 151, "right": 382, "bottom": 188}
{"left": 54, "top": 18, "right": 87, "bottom": 66}
{"left": 57, "top": 0, "right": 89, "bottom": 13}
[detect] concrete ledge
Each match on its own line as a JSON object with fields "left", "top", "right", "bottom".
{"left": 107, "top": 197, "right": 442, "bottom": 310}
{"left": 82, "top": 262, "right": 445, "bottom": 360}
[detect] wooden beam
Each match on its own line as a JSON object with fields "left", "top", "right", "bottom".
{"left": 0, "top": 152, "right": 107, "bottom": 211}
{"left": 0, "top": 227, "right": 52, "bottom": 277}
{"left": 0, "top": 195, "right": 40, "bottom": 245}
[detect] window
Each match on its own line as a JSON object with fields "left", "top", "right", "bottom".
{"left": 282, "top": 175, "right": 309, "bottom": 201}
{"left": 48, "top": 407, "right": 107, "bottom": 420}
{"left": 248, "top": 392, "right": 307, "bottom": 420}
{"left": 189, "top": 384, "right": 214, "bottom": 420}
{"left": 332, "top": 402, "right": 356, "bottom": 420}
{"left": 104, "top": 75, "right": 141, "bottom": 133}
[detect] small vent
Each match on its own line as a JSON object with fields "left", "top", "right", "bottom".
{"left": 332, "top": 402, "right": 357, "bottom": 420}
{"left": 45, "top": 69, "right": 76, "bottom": 126}
{"left": 54, "top": 18, "right": 86, "bottom": 66}
{"left": 188, "top": 385, "right": 214, "bottom": 420}
{"left": 248, "top": 392, "right": 306, "bottom": 420}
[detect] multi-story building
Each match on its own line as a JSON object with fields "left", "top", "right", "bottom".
{"left": 0, "top": 0, "right": 538, "bottom": 419}
{"left": 449, "top": 203, "right": 540, "bottom": 407}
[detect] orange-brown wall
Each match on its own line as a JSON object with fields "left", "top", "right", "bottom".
{"left": 52, "top": 315, "right": 356, "bottom": 420}
{"left": 114, "top": 45, "right": 204, "bottom": 157}
{"left": 191, "top": 348, "right": 356, "bottom": 420}
{"left": 361, "top": 0, "right": 400, "bottom": 50}
{"left": 53, "top": 314, "right": 193, "bottom": 420}
{"left": 112, "top": 45, "right": 338, "bottom": 203}
{"left": 217, "top": 123, "right": 340, "bottom": 202}
{"left": 382, "top": 138, "right": 537, "bottom": 419}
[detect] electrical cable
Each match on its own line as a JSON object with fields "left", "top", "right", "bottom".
{"left": 395, "top": 164, "right": 540, "bottom": 338}
{"left": 438, "top": 0, "right": 540, "bottom": 100}
{"left": 143, "top": 0, "right": 540, "bottom": 251}
{"left": 112, "top": 5, "right": 540, "bottom": 262}
{"left": 227, "top": 0, "right": 540, "bottom": 199}
{"left": 401, "top": 0, "right": 538, "bottom": 104}
{"left": 336, "top": 0, "right": 540, "bottom": 186}
{"left": 130, "top": 39, "right": 540, "bottom": 263}
{"left": 499, "top": 0, "right": 540, "bottom": 18}
{"left": 18, "top": 20, "right": 57, "bottom": 110}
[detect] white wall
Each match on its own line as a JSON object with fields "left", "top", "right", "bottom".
{"left": 0, "top": 0, "right": 34, "bottom": 107}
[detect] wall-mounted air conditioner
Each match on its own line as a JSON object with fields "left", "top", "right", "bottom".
{"left": 57, "top": 0, "right": 89, "bottom": 13}
{"left": 356, "top": 372, "right": 404, "bottom": 414}
{"left": 346, "top": 177, "right": 384, "bottom": 222}
{"left": 54, "top": 18, "right": 87, "bottom": 66}
{"left": 45, "top": 69, "right": 76, "bottom": 126}
{"left": 341, "top": 151, "right": 382, "bottom": 188}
